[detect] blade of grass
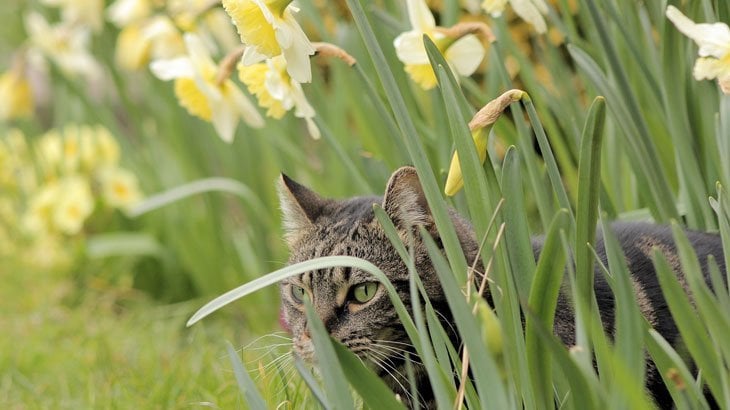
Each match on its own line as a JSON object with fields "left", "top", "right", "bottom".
{"left": 525, "top": 209, "right": 570, "bottom": 407}
{"left": 304, "top": 300, "right": 356, "bottom": 410}
{"left": 226, "top": 342, "right": 268, "bottom": 410}
{"left": 331, "top": 341, "right": 406, "bottom": 409}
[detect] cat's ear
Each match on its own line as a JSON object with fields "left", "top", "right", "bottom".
{"left": 278, "top": 174, "right": 326, "bottom": 236}
{"left": 382, "top": 166, "right": 433, "bottom": 230}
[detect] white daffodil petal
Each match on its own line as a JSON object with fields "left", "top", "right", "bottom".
{"left": 184, "top": 33, "right": 216, "bottom": 74}
{"left": 228, "top": 83, "right": 265, "bottom": 128}
{"left": 532, "top": 0, "right": 549, "bottom": 14}
{"left": 280, "top": 15, "right": 314, "bottom": 83}
{"left": 305, "top": 117, "right": 321, "bottom": 140}
{"left": 509, "top": 0, "right": 547, "bottom": 33}
{"left": 693, "top": 57, "right": 728, "bottom": 80}
{"left": 242, "top": 46, "right": 268, "bottom": 66}
{"left": 274, "top": 19, "right": 294, "bottom": 49}
{"left": 291, "top": 81, "right": 315, "bottom": 118}
{"left": 445, "top": 34, "right": 485, "bottom": 76}
{"left": 406, "top": 0, "right": 435, "bottom": 32}
{"left": 394, "top": 31, "right": 430, "bottom": 65}
{"left": 150, "top": 57, "right": 194, "bottom": 80}
{"left": 667, "top": 6, "right": 730, "bottom": 59}
{"left": 211, "top": 101, "right": 238, "bottom": 143}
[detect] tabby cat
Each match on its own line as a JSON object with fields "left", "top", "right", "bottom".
{"left": 277, "top": 166, "right": 726, "bottom": 409}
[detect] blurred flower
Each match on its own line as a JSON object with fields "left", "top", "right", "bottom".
{"left": 239, "top": 55, "right": 319, "bottom": 138}
{"left": 41, "top": 0, "right": 105, "bottom": 32}
{"left": 107, "top": 0, "right": 152, "bottom": 27}
{"left": 666, "top": 6, "right": 730, "bottom": 95}
{"left": 0, "top": 68, "right": 34, "bottom": 121}
{"left": 394, "top": 0, "right": 486, "bottom": 90}
{"left": 114, "top": 25, "right": 152, "bottom": 70}
{"left": 445, "top": 89, "right": 524, "bottom": 196}
{"left": 100, "top": 167, "right": 143, "bottom": 210}
{"left": 482, "top": 0, "right": 548, "bottom": 34}
{"left": 151, "top": 33, "right": 264, "bottom": 142}
{"left": 23, "top": 181, "right": 61, "bottom": 235}
{"left": 112, "top": 15, "right": 185, "bottom": 71}
{"left": 53, "top": 176, "right": 94, "bottom": 235}
{"left": 24, "top": 12, "right": 103, "bottom": 82}
{"left": 222, "top": 0, "right": 315, "bottom": 83}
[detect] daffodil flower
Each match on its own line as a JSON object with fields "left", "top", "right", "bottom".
{"left": 394, "top": 0, "right": 486, "bottom": 90}
{"left": 445, "top": 89, "right": 525, "bottom": 196}
{"left": 239, "top": 55, "right": 319, "bottom": 139}
{"left": 482, "top": 0, "right": 549, "bottom": 34}
{"left": 99, "top": 167, "right": 143, "bottom": 211}
{"left": 222, "top": 0, "right": 315, "bottom": 83}
{"left": 24, "top": 12, "right": 104, "bottom": 83}
{"left": 666, "top": 6, "right": 730, "bottom": 95}
{"left": 150, "top": 33, "right": 264, "bottom": 143}
{"left": 42, "top": 0, "right": 104, "bottom": 32}
{"left": 106, "top": 0, "right": 152, "bottom": 27}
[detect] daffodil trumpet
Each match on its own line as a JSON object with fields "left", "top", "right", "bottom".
{"left": 444, "top": 89, "right": 526, "bottom": 196}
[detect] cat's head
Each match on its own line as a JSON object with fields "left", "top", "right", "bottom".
{"left": 277, "top": 166, "right": 477, "bottom": 377}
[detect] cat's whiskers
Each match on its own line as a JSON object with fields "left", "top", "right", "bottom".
{"left": 371, "top": 343, "right": 423, "bottom": 366}
{"left": 364, "top": 346, "right": 420, "bottom": 405}
{"left": 368, "top": 345, "right": 425, "bottom": 403}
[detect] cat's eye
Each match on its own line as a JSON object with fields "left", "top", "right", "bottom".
{"left": 291, "top": 285, "right": 307, "bottom": 303}
{"left": 351, "top": 282, "right": 379, "bottom": 304}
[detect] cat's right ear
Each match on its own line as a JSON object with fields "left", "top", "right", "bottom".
{"left": 278, "top": 174, "right": 326, "bottom": 239}
{"left": 382, "top": 166, "right": 433, "bottom": 230}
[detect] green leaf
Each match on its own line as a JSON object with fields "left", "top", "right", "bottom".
{"left": 651, "top": 246, "right": 721, "bottom": 397}
{"left": 226, "top": 342, "right": 268, "bottom": 410}
{"left": 574, "top": 96, "right": 606, "bottom": 311}
{"left": 86, "top": 232, "right": 164, "bottom": 258}
{"left": 525, "top": 209, "right": 570, "bottom": 407}
{"left": 332, "top": 342, "right": 406, "bottom": 409}
{"left": 304, "top": 301, "right": 356, "bottom": 410}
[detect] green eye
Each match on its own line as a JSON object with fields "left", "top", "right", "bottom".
{"left": 291, "top": 285, "right": 306, "bottom": 303}
{"left": 352, "top": 282, "right": 379, "bottom": 304}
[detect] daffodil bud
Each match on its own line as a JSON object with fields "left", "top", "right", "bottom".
{"left": 475, "top": 299, "right": 506, "bottom": 379}
{"left": 444, "top": 89, "right": 525, "bottom": 196}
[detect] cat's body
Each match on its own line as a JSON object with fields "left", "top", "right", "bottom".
{"left": 278, "top": 166, "right": 726, "bottom": 409}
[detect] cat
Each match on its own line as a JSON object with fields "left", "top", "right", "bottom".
{"left": 277, "top": 166, "right": 726, "bottom": 409}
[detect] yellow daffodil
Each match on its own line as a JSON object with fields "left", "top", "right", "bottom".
{"left": 53, "top": 176, "right": 94, "bottom": 235}
{"left": 151, "top": 33, "right": 264, "bottom": 142}
{"left": 41, "top": 0, "right": 104, "bottom": 32}
{"left": 0, "top": 68, "right": 34, "bottom": 121}
{"left": 222, "top": 0, "right": 315, "bottom": 83}
{"left": 394, "top": 0, "right": 486, "bottom": 90}
{"left": 445, "top": 89, "right": 525, "bottom": 196}
{"left": 666, "top": 6, "right": 730, "bottom": 95}
{"left": 99, "top": 167, "right": 143, "bottom": 210}
{"left": 238, "top": 55, "right": 319, "bottom": 138}
{"left": 24, "top": 12, "right": 103, "bottom": 83}
{"left": 482, "top": 0, "right": 549, "bottom": 34}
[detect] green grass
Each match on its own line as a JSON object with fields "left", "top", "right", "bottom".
{"left": 2, "top": 0, "right": 730, "bottom": 408}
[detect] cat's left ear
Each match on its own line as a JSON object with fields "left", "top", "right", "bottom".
{"left": 278, "top": 174, "right": 327, "bottom": 238}
{"left": 382, "top": 166, "right": 433, "bottom": 230}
